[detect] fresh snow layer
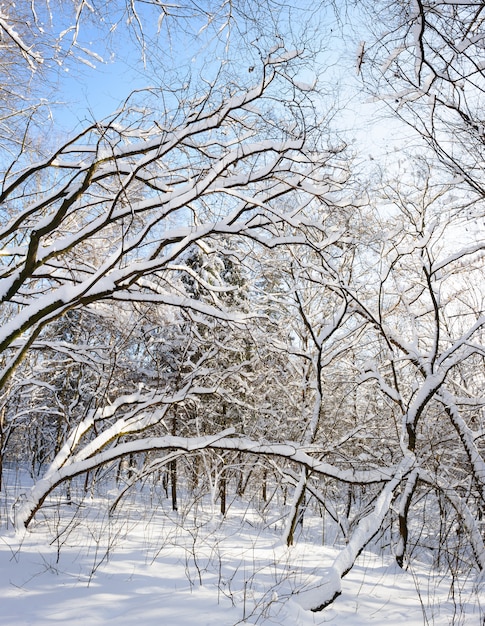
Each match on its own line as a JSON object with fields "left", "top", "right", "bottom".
{"left": 0, "top": 472, "right": 483, "bottom": 625}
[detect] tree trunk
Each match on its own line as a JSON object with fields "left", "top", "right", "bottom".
{"left": 283, "top": 468, "right": 307, "bottom": 547}
{"left": 170, "top": 459, "right": 178, "bottom": 512}
{"left": 219, "top": 470, "right": 226, "bottom": 516}
{"left": 170, "top": 411, "right": 178, "bottom": 511}
{"left": 396, "top": 469, "right": 418, "bottom": 568}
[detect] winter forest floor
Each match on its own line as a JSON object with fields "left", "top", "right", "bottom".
{"left": 0, "top": 468, "right": 483, "bottom": 625}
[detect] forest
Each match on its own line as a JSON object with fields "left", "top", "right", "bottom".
{"left": 0, "top": 1, "right": 484, "bottom": 623}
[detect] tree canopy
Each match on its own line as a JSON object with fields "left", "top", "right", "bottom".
{"left": 0, "top": 0, "right": 484, "bottom": 617}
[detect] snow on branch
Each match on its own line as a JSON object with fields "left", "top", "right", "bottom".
{"left": 0, "top": 12, "right": 43, "bottom": 70}
{"left": 418, "top": 466, "right": 485, "bottom": 571}
{"left": 14, "top": 431, "right": 404, "bottom": 529}
{"left": 293, "top": 454, "right": 416, "bottom": 612}
{"left": 0, "top": 55, "right": 343, "bottom": 389}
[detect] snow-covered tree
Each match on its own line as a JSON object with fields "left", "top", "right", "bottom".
{"left": 2, "top": 1, "right": 484, "bottom": 618}
{"left": 337, "top": 170, "right": 485, "bottom": 578}
{"left": 360, "top": 0, "right": 485, "bottom": 204}
{"left": 1, "top": 32, "right": 352, "bottom": 518}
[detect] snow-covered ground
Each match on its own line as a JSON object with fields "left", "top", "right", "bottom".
{"left": 0, "top": 470, "right": 483, "bottom": 625}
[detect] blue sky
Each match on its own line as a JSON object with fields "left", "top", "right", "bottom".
{"left": 46, "top": 1, "right": 407, "bottom": 168}
{"left": 49, "top": 2, "right": 337, "bottom": 132}
{"left": 48, "top": 1, "right": 219, "bottom": 132}
{"left": 54, "top": 56, "right": 148, "bottom": 131}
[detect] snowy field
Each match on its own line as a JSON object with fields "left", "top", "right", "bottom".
{"left": 0, "top": 469, "right": 483, "bottom": 626}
